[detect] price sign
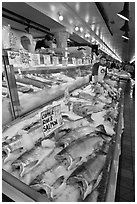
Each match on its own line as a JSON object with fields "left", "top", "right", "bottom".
{"left": 30, "top": 53, "right": 40, "bottom": 67}
{"left": 7, "top": 51, "right": 21, "bottom": 67}
{"left": 43, "top": 55, "right": 51, "bottom": 65}
{"left": 41, "top": 104, "right": 63, "bottom": 137}
{"left": 19, "top": 50, "right": 31, "bottom": 68}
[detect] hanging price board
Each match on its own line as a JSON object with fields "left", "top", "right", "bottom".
{"left": 41, "top": 104, "right": 63, "bottom": 138}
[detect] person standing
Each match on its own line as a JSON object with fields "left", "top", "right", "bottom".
{"left": 91, "top": 55, "right": 107, "bottom": 82}
{"left": 35, "top": 34, "right": 54, "bottom": 50}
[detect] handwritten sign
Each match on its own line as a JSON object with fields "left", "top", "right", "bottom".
{"left": 41, "top": 104, "right": 63, "bottom": 137}
{"left": 7, "top": 51, "right": 21, "bottom": 67}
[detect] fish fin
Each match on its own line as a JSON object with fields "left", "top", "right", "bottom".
{"left": 30, "top": 183, "right": 53, "bottom": 198}
{"left": 20, "top": 160, "right": 39, "bottom": 177}
{"left": 92, "top": 171, "right": 103, "bottom": 191}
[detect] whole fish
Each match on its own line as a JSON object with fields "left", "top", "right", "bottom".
{"left": 56, "top": 126, "right": 97, "bottom": 148}
{"left": 59, "top": 118, "right": 90, "bottom": 131}
{"left": 55, "top": 136, "right": 104, "bottom": 171}
{"left": 66, "top": 154, "right": 106, "bottom": 201}
{"left": 2, "top": 126, "right": 44, "bottom": 163}
{"left": 11, "top": 139, "right": 55, "bottom": 177}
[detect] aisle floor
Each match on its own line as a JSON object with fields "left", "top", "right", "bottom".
{"left": 115, "top": 80, "right": 135, "bottom": 202}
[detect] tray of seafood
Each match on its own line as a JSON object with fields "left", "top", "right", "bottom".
{"left": 2, "top": 80, "right": 122, "bottom": 202}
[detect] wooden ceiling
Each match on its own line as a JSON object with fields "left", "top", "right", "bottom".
{"left": 2, "top": 2, "right": 135, "bottom": 62}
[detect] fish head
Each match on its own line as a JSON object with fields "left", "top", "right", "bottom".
{"left": 54, "top": 154, "right": 72, "bottom": 170}
{"left": 67, "top": 176, "right": 88, "bottom": 201}
{"left": 52, "top": 176, "right": 65, "bottom": 189}
{"left": 2, "top": 146, "right": 11, "bottom": 162}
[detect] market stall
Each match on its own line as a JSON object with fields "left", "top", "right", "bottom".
{"left": 2, "top": 76, "right": 124, "bottom": 202}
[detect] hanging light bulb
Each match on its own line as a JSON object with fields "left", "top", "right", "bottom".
{"left": 80, "top": 27, "right": 83, "bottom": 32}
{"left": 58, "top": 13, "right": 64, "bottom": 21}
{"left": 122, "top": 31, "right": 129, "bottom": 40}
{"left": 117, "top": 2, "right": 129, "bottom": 21}
{"left": 120, "top": 21, "right": 130, "bottom": 32}
{"left": 75, "top": 26, "right": 79, "bottom": 31}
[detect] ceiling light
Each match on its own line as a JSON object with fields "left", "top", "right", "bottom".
{"left": 58, "top": 13, "right": 64, "bottom": 21}
{"left": 85, "top": 33, "right": 90, "bottom": 38}
{"left": 120, "top": 21, "right": 130, "bottom": 32}
{"left": 117, "top": 2, "right": 129, "bottom": 21}
{"left": 80, "top": 27, "right": 83, "bottom": 32}
{"left": 75, "top": 26, "right": 79, "bottom": 31}
{"left": 122, "top": 31, "right": 129, "bottom": 40}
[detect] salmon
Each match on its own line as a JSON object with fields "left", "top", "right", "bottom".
{"left": 11, "top": 139, "right": 55, "bottom": 177}
{"left": 55, "top": 136, "right": 104, "bottom": 170}
{"left": 56, "top": 126, "right": 97, "bottom": 148}
{"left": 66, "top": 154, "right": 106, "bottom": 201}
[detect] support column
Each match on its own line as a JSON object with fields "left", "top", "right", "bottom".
{"left": 51, "top": 28, "right": 71, "bottom": 57}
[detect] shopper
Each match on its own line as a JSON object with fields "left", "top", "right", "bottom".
{"left": 35, "top": 34, "right": 54, "bottom": 50}
{"left": 90, "top": 55, "right": 107, "bottom": 82}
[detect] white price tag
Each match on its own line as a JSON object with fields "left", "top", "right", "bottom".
{"left": 41, "top": 104, "right": 63, "bottom": 138}
{"left": 43, "top": 55, "right": 51, "bottom": 65}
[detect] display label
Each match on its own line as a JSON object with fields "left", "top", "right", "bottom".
{"left": 30, "top": 53, "right": 40, "bottom": 67}
{"left": 7, "top": 51, "right": 21, "bottom": 67}
{"left": 41, "top": 104, "right": 63, "bottom": 137}
{"left": 19, "top": 50, "right": 31, "bottom": 68}
{"left": 43, "top": 55, "right": 51, "bottom": 65}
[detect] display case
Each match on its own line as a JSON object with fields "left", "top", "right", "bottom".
{"left": 2, "top": 75, "right": 124, "bottom": 202}
{"left": 2, "top": 48, "right": 92, "bottom": 126}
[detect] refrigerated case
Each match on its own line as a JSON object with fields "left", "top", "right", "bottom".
{"left": 2, "top": 48, "right": 92, "bottom": 126}
{"left": 2, "top": 73, "right": 124, "bottom": 202}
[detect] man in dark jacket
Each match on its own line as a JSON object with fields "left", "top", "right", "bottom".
{"left": 35, "top": 34, "right": 54, "bottom": 50}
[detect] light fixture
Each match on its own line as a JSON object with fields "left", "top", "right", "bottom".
{"left": 75, "top": 26, "right": 79, "bottom": 31}
{"left": 120, "top": 21, "right": 130, "bottom": 32}
{"left": 122, "top": 31, "right": 129, "bottom": 40}
{"left": 85, "top": 33, "right": 90, "bottom": 38}
{"left": 117, "top": 2, "right": 129, "bottom": 21}
{"left": 58, "top": 13, "right": 64, "bottom": 21}
{"left": 80, "top": 27, "right": 83, "bottom": 32}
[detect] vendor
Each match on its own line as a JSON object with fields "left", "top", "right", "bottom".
{"left": 91, "top": 55, "right": 107, "bottom": 82}
{"left": 35, "top": 34, "right": 54, "bottom": 50}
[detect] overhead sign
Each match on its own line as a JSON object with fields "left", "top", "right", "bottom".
{"left": 41, "top": 104, "right": 63, "bottom": 137}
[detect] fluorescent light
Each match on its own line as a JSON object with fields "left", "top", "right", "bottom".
{"left": 117, "top": 2, "right": 129, "bottom": 21}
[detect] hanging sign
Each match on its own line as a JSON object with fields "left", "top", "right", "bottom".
{"left": 41, "top": 104, "right": 63, "bottom": 137}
